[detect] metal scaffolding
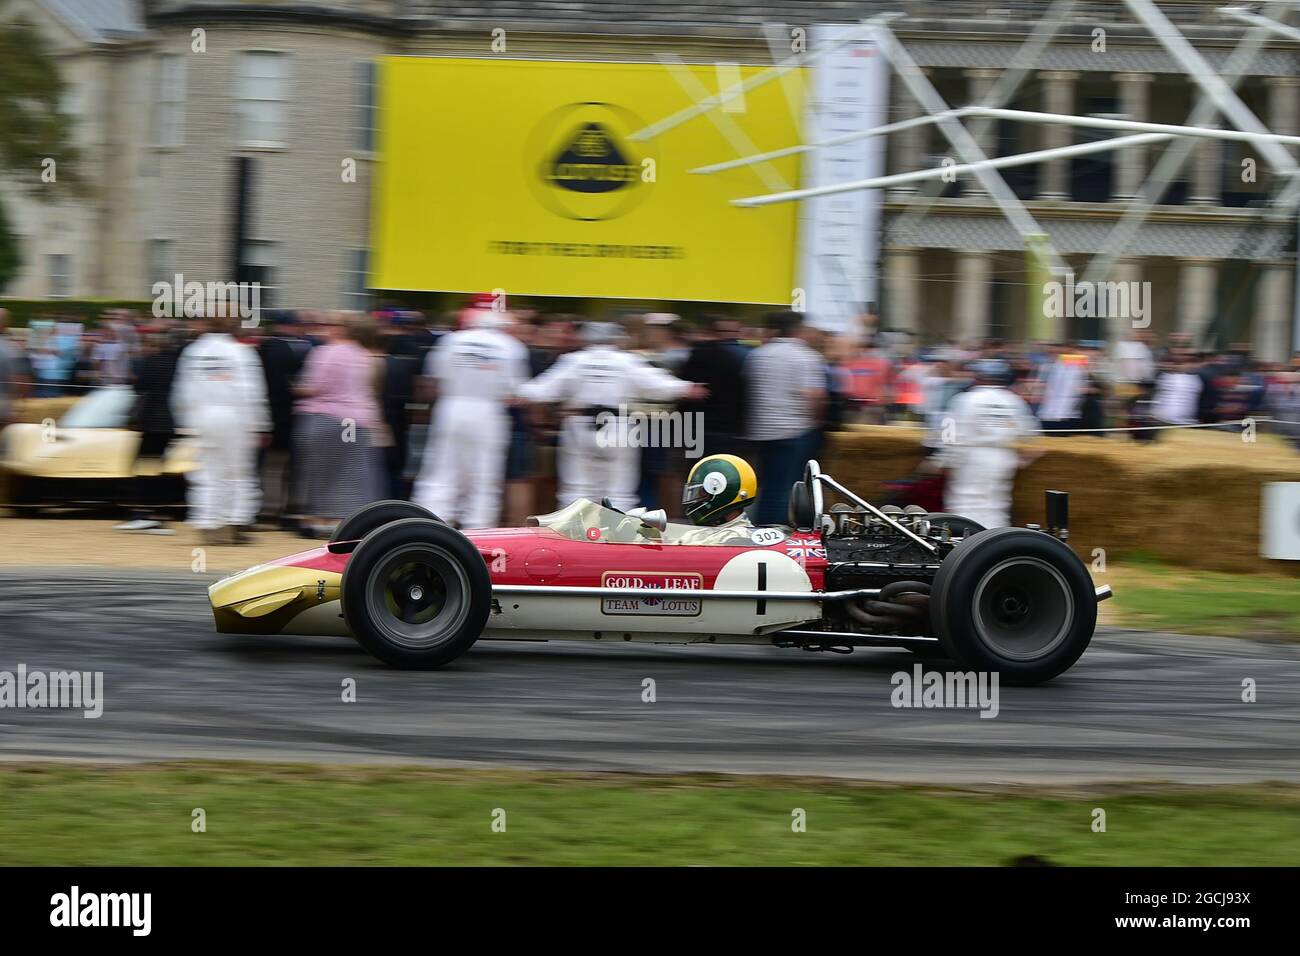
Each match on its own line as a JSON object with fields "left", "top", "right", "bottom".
{"left": 636, "top": 0, "right": 1300, "bottom": 355}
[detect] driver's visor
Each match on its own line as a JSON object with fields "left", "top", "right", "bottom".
{"left": 681, "top": 479, "right": 710, "bottom": 508}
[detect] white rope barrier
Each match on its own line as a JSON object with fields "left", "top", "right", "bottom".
{"left": 1030, "top": 418, "right": 1299, "bottom": 433}
{"left": 6, "top": 385, "right": 1299, "bottom": 433}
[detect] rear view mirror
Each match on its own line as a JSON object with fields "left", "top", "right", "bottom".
{"left": 639, "top": 509, "right": 668, "bottom": 532}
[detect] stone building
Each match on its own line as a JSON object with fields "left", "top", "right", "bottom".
{"left": 1, "top": 0, "right": 1296, "bottom": 358}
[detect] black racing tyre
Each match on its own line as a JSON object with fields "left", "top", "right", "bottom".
{"left": 331, "top": 500, "right": 439, "bottom": 545}
{"left": 923, "top": 513, "right": 985, "bottom": 539}
{"left": 341, "top": 518, "right": 491, "bottom": 669}
{"left": 931, "top": 527, "right": 1096, "bottom": 686}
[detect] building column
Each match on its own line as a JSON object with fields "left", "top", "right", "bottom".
{"left": 965, "top": 69, "right": 1000, "bottom": 152}
{"left": 889, "top": 78, "right": 927, "bottom": 199}
{"left": 1268, "top": 76, "right": 1300, "bottom": 161}
{"left": 965, "top": 68, "right": 1000, "bottom": 199}
{"left": 1254, "top": 259, "right": 1294, "bottom": 362}
{"left": 1189, "top": 137, "right": 1222, "bottom": 205}
{"left": 954, "top": 249, "right": 992, "bottom": 342}
{"left": 1113, "top": 73, "right": 1153, "bottom": 200}
{"left": 1110, "top": 257, "right": 1146, "bottom": 346}
{"left": 885, "top": 247, "right": 921, "bottom": 333}
{"left": 1037, "top": 71, "right": 1078, "bottom": 201}
{"left": 1177, "top": 257, "right": 1219, "bottom": 345}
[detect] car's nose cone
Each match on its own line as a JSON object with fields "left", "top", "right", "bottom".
{"left": 209, "top": 564, "right": 340, "bottom": 635}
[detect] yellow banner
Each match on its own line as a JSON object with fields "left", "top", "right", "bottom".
{"left": 371, "top": 57, "right": 804, "bottom": 303}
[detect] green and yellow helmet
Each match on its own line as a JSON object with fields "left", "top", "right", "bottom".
{"left": 682, "top": 454, "right": 758, "bottom": 526}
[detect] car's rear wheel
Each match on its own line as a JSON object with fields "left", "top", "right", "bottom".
{"left": 931, "top": 527, "right": 1096, "bottom": 685}
{"left": 340, "top": 518, "right": 491, "bottom": 668}
{"left": 331, "top": 500, "right": 440, "bottom": 545}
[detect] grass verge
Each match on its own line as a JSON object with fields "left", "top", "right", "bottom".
{"left": 0, "top": 762, "right": 1296, "bottom": 866}
{"left": 1103, "top": 553, "right": 1300, "bottom": 641}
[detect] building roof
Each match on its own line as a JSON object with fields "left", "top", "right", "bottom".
{"left": 40, "top": 0, "right": 145, "bottom": 41}
{"left": 134, "top": 2, "right": 1280, "bottom": 43}
{"left": 401, "top": 0, "right": 1232, "bottom": 30}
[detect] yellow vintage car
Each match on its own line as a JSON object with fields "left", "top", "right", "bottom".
{"left": 1, "top": 386, "right": 196, "bottom": 511}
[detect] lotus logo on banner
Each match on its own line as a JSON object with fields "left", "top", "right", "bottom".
{"left": 529, "top": 102, "right": 654, "bottom": 220}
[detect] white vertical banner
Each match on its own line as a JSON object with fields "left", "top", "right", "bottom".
{"left": 797, "top": 23, "right": 889, "bottom": 335}
{"left": 1262, "top": 482, "right": 1300, "bottom": 560}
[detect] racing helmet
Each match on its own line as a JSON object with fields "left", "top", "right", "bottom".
{"left": 682, "top": 454, "right": 758, "bottom": 526}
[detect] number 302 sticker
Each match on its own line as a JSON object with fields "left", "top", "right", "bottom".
{"left": 749, "top": 528, "right": 787, "bottom": 546}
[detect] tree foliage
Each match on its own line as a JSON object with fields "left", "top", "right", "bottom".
{"left": 0, "top": 0, "right": 86, "bottom": 290}
{"left": 0, "top": 195, "right": 19, "bottom": 293}
{"left": 0, "top": 1, "right": 83, "bottom": 190}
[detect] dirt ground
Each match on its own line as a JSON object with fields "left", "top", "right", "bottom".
{"left": 2, "top": 518, "right": 305, "bottom": 574}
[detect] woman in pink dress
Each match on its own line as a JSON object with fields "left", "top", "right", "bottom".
{"left": 293, "top": 313, "right": 385, "bottom": 537}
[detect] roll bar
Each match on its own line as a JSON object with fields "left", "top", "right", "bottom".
{"left": 804, "top": 460, "right": 940, "bottom": 556}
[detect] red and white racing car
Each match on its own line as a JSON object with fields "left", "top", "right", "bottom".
{"left": 209, "top": 461, "right": 1110, "bottom": 684}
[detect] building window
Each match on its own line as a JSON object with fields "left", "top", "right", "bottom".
{"left": 59, "top": 81, "right": 81, "bottom": 119}
{"left": 148, "top": 239, "right": 174, "bottom": 286}
{"left": 343, "top": 249, "right": 370, "bottom": 309}
{"left": 355, "top": 60, "right": 377, "bottom": 153}
{"left": 238, "top": 52, "right": 289, "bottom": 146}
{"left": 152, "top": 54, "right": 186, "bottom": 147}
{"left": 47, "top": 254, "right": 73, "bottom": 298}
{"left": 244, "top": 239, "right": 278, "bottom": 307}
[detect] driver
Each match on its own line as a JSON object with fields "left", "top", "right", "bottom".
{"left": 674, "top": 454, "right": 759, "bottom": 544}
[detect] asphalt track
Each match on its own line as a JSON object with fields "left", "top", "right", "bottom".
{"left": 1, "top": 569, "right": 1298, "bottom": 783}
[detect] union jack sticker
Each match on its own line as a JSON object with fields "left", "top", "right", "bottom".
{"left": 784, "top": 537, "right": 826, "bottom": 559}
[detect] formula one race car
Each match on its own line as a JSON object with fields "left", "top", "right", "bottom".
{"left": 209, "top": 462, "right": 1111, "bottom": 685}
{"left": 1, "top": 386, "right": 195, "bottom": 511}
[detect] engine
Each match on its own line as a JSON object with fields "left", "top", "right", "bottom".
{"left": 823, "top": 506, "right": 979, "bottom": 635}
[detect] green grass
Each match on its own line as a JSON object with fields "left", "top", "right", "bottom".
{"left": 1108, "top": 553, "right": 1300, "bottom": 640}
{"left": 0, "top": 763, "right": 1296, "bottom": 865}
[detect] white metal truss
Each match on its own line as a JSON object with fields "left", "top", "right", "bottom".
{"left": 966, "top": 108, "right": 1300, "bottom": 150}
{"left": 732, "top": 133, "right": 1175, "bottom": 206}
{"left": 1124, "top": 0, "right": 1297, "bottom": 176}
{"left": 844, "top": 23, "right": 1071, "bottom": 275}
{"left": 654, "top": 52, "right": 795, "bottom": 193}
{"left": 889, "top": 0, "right": 1080, "bottom": 244}
{"left": 633, "top": 0, "right": 1300, "bottom": 348}
{"left": 627, "top": 13, "right": 900, "bottom": 143}
{"left": 1224, "top": 3, "right": 1300, "bottom": 41}
{"left": 632, "top": 14, "right": 1070, "bottom": 275}
{"left": 690, "top": 108, "right": 975, "bottom": 176}
{"left": 1080, "top": 0, "right": 1295, "bottom": 286}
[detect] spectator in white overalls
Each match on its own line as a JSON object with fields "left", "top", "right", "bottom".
{"left": 518, "top": 322, "right": 700, "bottom": 511}
{"left": 939, "top": 360, "right": 1040, "bottom": 529}
{"left": 171, "top": 309, "right": 270, "bottom": 545}
{"left": 412, "top": 308, "right": 529, "bottom": 528}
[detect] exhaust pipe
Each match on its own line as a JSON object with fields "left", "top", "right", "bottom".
{"left": 1095, "top": 584, "right": 1113, "bottom": 602}
{"left": 1045, "top": 490, "right": 1069, "bottom": 541}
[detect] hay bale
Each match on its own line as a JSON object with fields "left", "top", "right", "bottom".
{"left": 824, "top": 425, "right": 1300, "bottom": 577}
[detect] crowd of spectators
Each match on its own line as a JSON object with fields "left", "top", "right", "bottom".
{"left": 0, "top": 301, "right": 1297, "bottom": 541}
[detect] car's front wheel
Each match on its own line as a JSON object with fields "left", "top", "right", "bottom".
{"left": 340, "top": 518, "right": 491, "bottom": 669}
{"left": 930, "top": 527, "right": 1097, "bottom": 685}
{"left": 331, "top": 499, "right": 440, "bottom": 546}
